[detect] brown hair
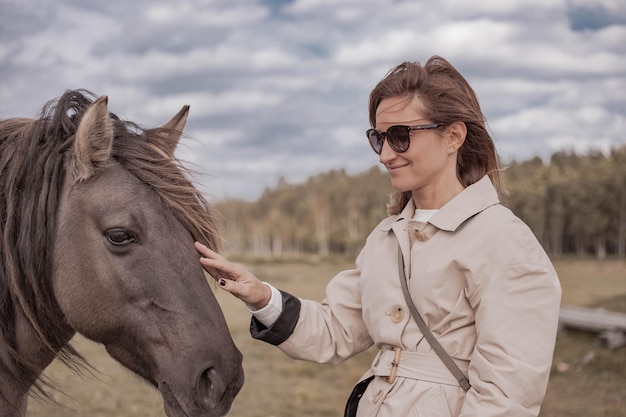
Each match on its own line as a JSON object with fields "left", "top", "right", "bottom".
{"left": 368, "top": 55, "right": 502, "bottom": 215}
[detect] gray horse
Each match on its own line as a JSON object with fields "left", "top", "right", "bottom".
{"left": 0, "top": 90, "right": 244, "bottom": 417}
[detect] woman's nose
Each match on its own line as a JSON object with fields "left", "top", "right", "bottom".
{"left": 379, "top": 139, "right": 397, "bottom": 163}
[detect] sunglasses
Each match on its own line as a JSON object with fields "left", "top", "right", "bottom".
{"left": 366, "top": 123, "right": 443, "bottom": 154}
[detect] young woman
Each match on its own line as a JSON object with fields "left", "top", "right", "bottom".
{"left": 195, "top": 55, "right": 562, "bottom": 417}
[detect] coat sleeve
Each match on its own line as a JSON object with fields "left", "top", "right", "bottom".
{"left": 252, "top": 249, "right": 374, "bottom": 365}
{"left": 460, "top": 231, "right": 562, "bottom": 417}
{"left": 250, "top": 289, "right": 302, "bottom": 345}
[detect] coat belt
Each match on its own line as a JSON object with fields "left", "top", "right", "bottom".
{"left": 371, "top": 347, "right": 469, "bottom": 386}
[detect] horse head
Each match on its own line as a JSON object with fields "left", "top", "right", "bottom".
{"left": 0, "top": 92, "right": 243, "bottom": 417}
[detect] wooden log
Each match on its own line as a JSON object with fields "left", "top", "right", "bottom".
{"left": 559, "top": 305, "right": 626, "bottom": 348}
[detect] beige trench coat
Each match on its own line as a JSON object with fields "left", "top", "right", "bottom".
{"left": 271, "top": 176, "right": 562, "bottom": 417}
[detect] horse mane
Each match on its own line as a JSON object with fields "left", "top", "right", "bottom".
{"left": 0, "top": 90, "right": 221, "bottom": 401}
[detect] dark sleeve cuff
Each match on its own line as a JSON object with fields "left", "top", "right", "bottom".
{"left": 250, "top": 290, "right": 301, "bottom": 345}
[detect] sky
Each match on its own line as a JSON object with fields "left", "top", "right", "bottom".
{"left": 1, "top": 0, "right": 625, "bottom": 201}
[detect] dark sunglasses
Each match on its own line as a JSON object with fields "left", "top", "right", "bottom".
{"left": 366, "top": 123, "right": 443, "bottom": 154}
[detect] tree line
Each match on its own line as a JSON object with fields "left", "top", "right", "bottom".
{"left": 214, "top": 146, "right": 626, "bottom": 259}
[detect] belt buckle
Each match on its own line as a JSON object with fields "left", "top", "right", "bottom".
{"left": 386, "top": 347, "right": 402, "bottom": 384}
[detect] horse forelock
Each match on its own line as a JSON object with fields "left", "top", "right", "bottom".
{"left": 113, "top": 126, "right": 222, "bottom": 251}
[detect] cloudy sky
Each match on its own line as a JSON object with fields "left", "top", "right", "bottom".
{"left": 1, "top": 0, "right": 625, "bottom": 201}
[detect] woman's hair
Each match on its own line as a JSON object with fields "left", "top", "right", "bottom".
{"left": 368, "top": 55, "right": 502, "bottom": 215}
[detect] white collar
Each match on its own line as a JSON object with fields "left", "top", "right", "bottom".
{"left": 412, "top": 208, "right": 438, "bottom": 222}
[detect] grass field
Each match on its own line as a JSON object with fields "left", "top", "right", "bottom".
{"left": 26, "top": 257, "right": 626, "bottom": 417}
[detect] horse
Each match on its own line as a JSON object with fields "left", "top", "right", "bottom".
{"left": 0, "top": 90, "right": 244, "bottom": 417}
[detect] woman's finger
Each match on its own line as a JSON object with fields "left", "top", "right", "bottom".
{"left": 194, "top": 241, "right": 223, "bottom": 262}
{"left": 195, "top": 242, "right": 239, "bottom": 278}
{"left": 194, "top": 241, "right": 270, "bottom": 306}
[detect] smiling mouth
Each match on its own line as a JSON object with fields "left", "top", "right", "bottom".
{"left": 386, "top": 163, "right": 408, "bottom": 172}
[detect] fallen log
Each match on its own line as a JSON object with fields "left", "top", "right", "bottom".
{"left": 559, "top": 305, "right": 626, "bottom": 349}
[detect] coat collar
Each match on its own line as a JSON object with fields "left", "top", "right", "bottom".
{"left": 379, "top": 175, "right": 500, "bottom": 280}
{"left": 429, "top": 175, "right": 500, "bottom": 231}
{"left": 380, "top": 175, "right": 500, "bottom": 233}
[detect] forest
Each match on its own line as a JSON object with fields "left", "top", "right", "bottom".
{"left": 214, "top": 145, "right": 626, "bottom": 259}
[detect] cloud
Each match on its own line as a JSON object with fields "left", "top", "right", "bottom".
{"left": 1, "top": 0, "right": 625, "bottom": 201}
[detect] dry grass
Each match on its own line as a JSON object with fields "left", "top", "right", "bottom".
{"left": 26, "top": 257, "right": 626, "bottom": 417}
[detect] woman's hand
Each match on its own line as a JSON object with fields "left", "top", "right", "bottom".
{"left": 194, "top": 241, "right": 272, "bottom": 310}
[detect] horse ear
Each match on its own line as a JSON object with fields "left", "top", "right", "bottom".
{"left": 151, "top": 105, "right": 190, "bottom": 156}
{"left": 71, "top": 95, "right": 113, "bottom": 182}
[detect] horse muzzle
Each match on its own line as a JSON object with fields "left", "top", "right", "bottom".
{"left": 159, "top": 360, "right": 244, "bottom": 417}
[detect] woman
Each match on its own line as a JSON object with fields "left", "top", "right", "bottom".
{"left": 195, "top": 55, "right": 562, "bottom": 417}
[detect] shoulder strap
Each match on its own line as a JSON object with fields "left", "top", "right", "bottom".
{"left": 397, "top": 246, "right": 471, "bottom": 391}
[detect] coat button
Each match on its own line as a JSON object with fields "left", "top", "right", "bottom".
{"left": 390, "top": 306, "right": 404, "bottom": 323}
{"left": 414, "top": 230, "right": 427, "bottom": 241}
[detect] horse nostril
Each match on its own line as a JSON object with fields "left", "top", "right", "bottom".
{"left": 197, "top": 367, "right": 225, "bottom": 409}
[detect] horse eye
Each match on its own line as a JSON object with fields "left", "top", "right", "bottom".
{"left": 106, "top": 229, "right": 137, "bottom": 246}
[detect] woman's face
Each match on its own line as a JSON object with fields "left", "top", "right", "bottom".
{"left": 375, "top": 96, "right": 461, "bottom": 205}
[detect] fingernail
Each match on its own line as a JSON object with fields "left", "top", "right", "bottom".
{"left": 219, "top": 278, "right": 226, "bottom": 286}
